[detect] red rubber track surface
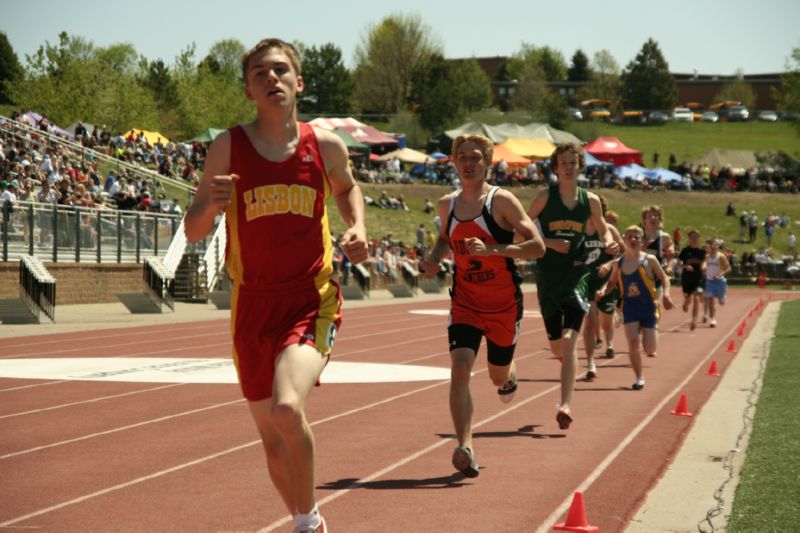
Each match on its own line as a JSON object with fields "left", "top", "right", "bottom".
{"left": 0, "top": 288, "right": 788, "bottom": 532}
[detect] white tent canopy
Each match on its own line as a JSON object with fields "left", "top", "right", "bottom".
{"left": 377, "top": 148, "right": 434, "bottom": 164}
{"left": 308, "top": 117, "right": 367, "bottom": 130}
{"left": 444, "top": 122, "right": 582, "bottom": 145}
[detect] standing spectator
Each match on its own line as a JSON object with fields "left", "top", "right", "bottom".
{"left": 788, "top": 231, "right": 797, "bottom": 257}
{"left": 672, "top": 226, "right": 682, "bottom": 252}
{"left": 748, "top": 211, "right": 759, "bottom": 243}
{"left": 738, "top": 211, "right": 748, "bottom": 242}
{"left": 652, "top": 150, "right": 659, "bottom": 166}
{"left": 416, "top": 223, "right": 425, "bottom": 245}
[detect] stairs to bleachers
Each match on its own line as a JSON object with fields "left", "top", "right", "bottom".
{"left": 173, "top": 252, "right": 208, "bottom": 303}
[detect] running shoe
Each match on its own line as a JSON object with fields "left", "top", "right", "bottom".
{"left": 295, "top": 516, "right": 327, "bottom": 533}
{"left": 690, "top": 321, "right": 696, "bottom": 331}
{"left": 647, "top": 352, "right": 656, "bottom": 358}
{"left": 710, "top": 319, "right": 717, "bottom": 328}
{"left": 595, "top": 338, "right": 603, "bottom": 349}
{"left": 632, "top": 378, "right": 646, "bottom": 391}
{"left": 497, "top": 375, "right": 518, "bottom": 403}
{"left": 605, "top": 347, "right": 615, "bottom": 358}
{"left": 702, "top": 314, "right": 709, "bottom": 323}
{"left": 586, "top": 364, "right": 597, "bottom": 381}
{"left": 452, "top": 445, "right": 479, "bottom": 478}
{"left": 556, "top": 407, "right": 573, "bottom": 430}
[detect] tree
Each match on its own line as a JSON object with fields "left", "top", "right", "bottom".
{"left": 714, "top": 71, "right": 756, "bottom": 110}
{"left": 297, "top": 43, "right": 353, "bottom": 115}
{"left": 409, "top": 55, "right": 491, "bottom": 132}
{"left": 353, "top": 13, "right": 441, "bottom": 114}
{"left": 567, "top": 49, "right": 590, "bottom": 82}
{"left": 0, "top": 31, "right": 24, "bottom": 105}
{"left": 620, "top": 38, "right": 677, "bottom": 110}
{"left": 507, "top": 43, "right": 568, "bottom": 82}
{"left": 578, "top": 49, "right": 621, "bottom": 104}
{"left": 173, "top": 44, "right": 254, "bottom": 139}
{"left": 7, "top": 33, "right": 159, "bottom": 132}
{"left": 201, "top": 39, "right": 246, "bottom": 81}
{"left": 510, "top": 62, "right": 568, "bottom": 127}
{"left": 774, "top": 47, "right": 800, "bottom": 134}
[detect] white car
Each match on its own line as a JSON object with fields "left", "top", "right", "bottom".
{"left": 757, "top": 110, "right": 778, "bottom": 122}
{"left": 701, "top": 111, "right": 719, "bottom": 123}
{"left": 671, "top": 107, "right": 694, "bottom": 122}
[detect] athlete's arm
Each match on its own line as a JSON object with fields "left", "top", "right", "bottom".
{"left": 184, "top": 130, "right": 234, "bottom": 243}
{"left": 317, "top": 128, "right": 368, "bottom": 264}
{"left": 527, "top": 188, "right": 569, "bottom": 253}
{"left": 596, "top": 261, "right": 620, "bottom": 300}
{"left": 718, "top": 254, "right": 732, "bottom": 278}
{"left": 587, "top": 192, "right": 619, "bottom": 255}
{"left": 468, "top": 190, "right": 545, "bottom": 259}
{"left": 648, "top": 254, "right": 675, "bottom": 310}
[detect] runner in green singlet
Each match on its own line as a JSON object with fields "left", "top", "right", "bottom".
{"left": 527, "top": 144, "right": 619, "bottom": 429}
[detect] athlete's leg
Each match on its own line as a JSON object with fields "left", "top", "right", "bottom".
{"left": 582, "top": 303, "right": 599, "bottom": 375}
{"left": 641, "top": 326, "right": 658, "bottom": 357}
{"left": 624, "top": 321, "right": 643, "bottom": 380}
{"left": 248, "top": 400, "right": 295, "bottom": 514}
{"left": 598, "top": 310, "right": 615, "bottom": 354}
{"left": 560, "top": 328, "right": 580, "bottom": 408}
{"left": 450, "top": 347, "right": 477, "bottom": 450}
{"left": 269, "top": 343, "right": 329, "bottom": 515}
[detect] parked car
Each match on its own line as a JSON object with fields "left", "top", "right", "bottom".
{"left": 728, "top": 105, "right": 750, "bottom": 121}
{"left": 568, "top": 108, "right": 583, "bottom": 121}
{"left": 671, "top": 107, "right": 694, "bottom": 122}
{"left": 701, "top": 111, "right": 719, "bottom": 123}
{"left": 647, "top": 111, "right": 669, "bottom": 125}
{"left": 757, "top": 110, "right": 778, "bottom": 122}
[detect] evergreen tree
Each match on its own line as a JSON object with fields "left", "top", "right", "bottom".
{"left": 567, "top": 49, "right": 590, "bottom": 82}
{"left": 620, "top": 38, "right": 677, "bottom": 110}
{"left": 0, "top": 31, "right": 24, "bottom": 105}
{"left": 297, "top": 43, "right": 353, "bottom": 115}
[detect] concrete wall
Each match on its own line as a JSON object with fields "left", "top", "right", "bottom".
{"left": 0, "top": 263, "right": 143, "bottom": 304}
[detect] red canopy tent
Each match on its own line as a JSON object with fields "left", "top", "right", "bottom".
{"left": 336, "top": 125, "right": 399, "bottom": 149}
{"left": 584, "top": 137, "right": 643, "bottom": 166}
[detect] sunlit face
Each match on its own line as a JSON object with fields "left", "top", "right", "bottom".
{"left": 244, "top": 47, "right": 304, "bottom": 107}
{"left": 555, "top": 151, "right": 580, "bottom": 180}
{"left": 689, "top": 231, "right": 700, "bottom": 243}
{"left": 624, "top": 232, "right": 643, "bottom": 249}
{"left": 644, "top": 210, "right": 661, "bottom": 227}
{"left": 454, "top": 142, "right": 487, "bottom": 181}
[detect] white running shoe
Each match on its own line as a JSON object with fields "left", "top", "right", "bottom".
{"left": 497, "top": 375, "right": 518, "bottom": 403}
{"left": 632, "top": 378, "right": 646, "bottom": 391}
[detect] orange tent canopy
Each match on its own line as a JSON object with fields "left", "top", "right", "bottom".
{"left": 492, "top": 144, "right": 530, "bottom": 166}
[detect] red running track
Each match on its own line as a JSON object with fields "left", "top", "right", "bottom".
{"left": 0, "top": 288, "right": 784, "bottom": 532}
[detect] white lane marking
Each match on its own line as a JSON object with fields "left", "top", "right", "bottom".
{"left": 534, "top": 321, "right": 738, "bottom": 532}
{"left": 0, "top": 358, "right": 450, "bottom": 385}
{"left": 0, "top": 383, "right": 188, "bottom": 420}
{"left": 409, "top": 309, "right": 542, "bottom": 318}
{"left": 0, "top": 373, "right": 466, "bottom": 528}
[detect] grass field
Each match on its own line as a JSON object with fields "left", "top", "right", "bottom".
{"left": 329, "top": 183, "right": 800, "bottom": 261}
{"left": 727, "top": 299, "right": 800, "bottom": 532}
{"left": 565, "top": 121, "right": 800, "bottom": 165}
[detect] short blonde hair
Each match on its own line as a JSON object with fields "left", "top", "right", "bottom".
{"left": 451, "top": 134, "right": 494, "bottom": 171}
{"left": 624, "top": 225, "right": 644, "bottom": 239}
{"left": 241, "top": 38, "right": 302, "bottom": 81}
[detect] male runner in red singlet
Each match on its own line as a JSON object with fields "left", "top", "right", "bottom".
{"left": 421, "top": 134, "right": 545, "bottom": 478}
{"left": 185, "top": 38, "right": 366, "bottom": 533}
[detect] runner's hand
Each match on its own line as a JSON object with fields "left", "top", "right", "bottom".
{"left": 340, "top": 227, "right": 368, "bottom": 265}
{"left": 465, "top": 237, "right": 488, "bottom": 256}
{"left": 209, "top": 174, "right": 239, "bottom": 213}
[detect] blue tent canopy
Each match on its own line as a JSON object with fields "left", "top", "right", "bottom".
{"left": 615, "top": 163, "right": 649, "bottom": 182}
{"left": 584, "top": 150, "right": 611, "bottom": 167}
{"left": 643, "top": 167, "right": 683, "bottom": 183}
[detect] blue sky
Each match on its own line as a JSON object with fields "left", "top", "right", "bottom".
{"left": 4, "top": 0, "right": 799, "bottom": 75}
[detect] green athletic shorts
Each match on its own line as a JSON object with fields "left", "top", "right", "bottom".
{"left": 536, "top": 266, "right": 590, "bottom": 320}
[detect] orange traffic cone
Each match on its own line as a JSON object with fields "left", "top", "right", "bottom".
{"left": 671, "top": 393, "right": 694, "bottom": 417}
{"left": 727, "top": 340, "right": 736, "bottom": 352}
{"left": 737, "top": 325, "right": 745, "bottom": 337}
{"left": 705, "top": 360, "right": 721, "bottom": 377}
{"left": 553, "top": 492, "right": 598, "bottom": 533}
{"left": 748, "top": 308, "right": 754, "bottom": 318}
